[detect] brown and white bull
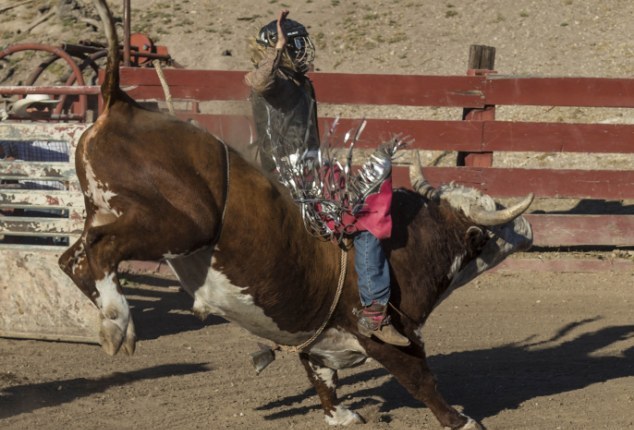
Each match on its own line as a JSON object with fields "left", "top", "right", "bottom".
{"left": 59, "top": 1, "right": 533, "bottom": 429}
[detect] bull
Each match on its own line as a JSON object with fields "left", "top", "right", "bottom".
{"left": 59, "top": 1, "right": 533, "bottom": 429}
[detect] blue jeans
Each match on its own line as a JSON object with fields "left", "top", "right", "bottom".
{"left": 354, "top": 230, "right": 390, "bottom": 307}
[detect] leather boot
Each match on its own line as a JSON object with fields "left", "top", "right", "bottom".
{"left": 356, "top": 302, "right": 410, "bottom": 347}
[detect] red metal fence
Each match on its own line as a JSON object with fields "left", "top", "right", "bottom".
{"left": 113, "top": 67, "right": 634, "bottom": 249}
{"left": 3, "top": 64, "right": 632, "bottom": 249}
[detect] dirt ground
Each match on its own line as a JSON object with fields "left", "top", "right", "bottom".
{"left": 1, "top": 262, "right": 633, "bottom": 430}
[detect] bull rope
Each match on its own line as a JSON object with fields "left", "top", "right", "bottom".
{"left": 279, "top": 244, "right": 348, "bottom": 353}
{"left": 215, "top": 141, "right": 230, "bottom": 244}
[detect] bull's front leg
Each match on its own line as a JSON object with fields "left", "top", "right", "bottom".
{"left": 59, "top": 239, "right": 98, "bottom": 303}
{"left": 60, "top": 230, "right": 136, "bottom": 357}
{"left": 299, "top": 353, "right": 364, "bottom": 426}
{"left": 359, "top": 341, "right": 482, "bottom": 430}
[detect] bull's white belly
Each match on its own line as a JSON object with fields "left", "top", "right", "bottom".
{"left": 167, "top": 247, "right": 369, "bottom": 369}
{"left": 167, "top": 249, "right": 313, "bottom": 346}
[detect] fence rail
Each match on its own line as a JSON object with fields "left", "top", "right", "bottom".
{"left": 116, "top": 69, "right": 634, "bottom": 108}
{"left": 3, "top": 60, "right": 633, "bottom": 250}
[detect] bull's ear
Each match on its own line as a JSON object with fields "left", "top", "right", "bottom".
{"left": 465, "top": 226, "right": 485, "bottom": 248}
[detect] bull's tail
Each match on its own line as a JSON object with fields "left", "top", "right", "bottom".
{"left": 93, "top": 0, "right": 121, "bottom": 110}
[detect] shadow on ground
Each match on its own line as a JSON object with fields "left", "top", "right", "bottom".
{"left": 0, "top": 363, "right": 211, "bottom": 419}
{"left": 121, "top": 273, "right": 228, "bottom": 340}
{"left": 532, "top": 199, "right": 634, "bottom": 215}
{"left": 2, "top": 316, "right": 631, "bottom": 424}
{"left": 256, "top": 319, "right": 634, "bottom": 422}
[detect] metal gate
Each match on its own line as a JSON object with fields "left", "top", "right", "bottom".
{"left": 0, "top": 123, "right": 98, "bottom": 343}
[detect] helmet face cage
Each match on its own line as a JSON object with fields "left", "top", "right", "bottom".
{"left": 256, "top": 19, "right": 315, "bottom": 73}
{"left": 288, "top": 35, "right": 315, "bottom": 73}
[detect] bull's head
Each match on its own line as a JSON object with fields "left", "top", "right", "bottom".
{"left": 412, "top": 163, "right": 533, "bottom": 297}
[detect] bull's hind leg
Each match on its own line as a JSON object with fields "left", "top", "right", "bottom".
{"left": 299, "top": 353, "right": 364, "bottom": 426}
{"left": 360, "top": 341, "right": 482, "bottom": 430}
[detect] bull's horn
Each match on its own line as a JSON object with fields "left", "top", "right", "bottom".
{"left": 413, "top": 178, "right": 435, "bottom": 196}
{"left": 412, "top": 151, "right": 437, "bottom": 198}
{"left": 468, "top": 193, "right": 534, "bottom": 226}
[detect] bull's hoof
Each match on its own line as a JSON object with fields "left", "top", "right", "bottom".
{"left": 99, "top": 317, "right": 126, "bottom": 356}
{"left": 446, "top": 416, "right": 483, "bottom": 430}
{"left": 192, "top": 298, "right": 213, "bottom": 321}
{"left": 99, "top": 312, "right": 137, "bottom": 356}
{"left": 324, "top": 405, "right": 364, "bottom": 426}
{"left": 121, "top": 316, "right": 137, "bottom": 356}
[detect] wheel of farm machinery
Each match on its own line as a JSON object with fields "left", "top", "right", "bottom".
{"left": 0, "top": 43, "right": 90, "bottom": 121}
{"left": 25, "top": 48, "right": 103, "bottom": 87}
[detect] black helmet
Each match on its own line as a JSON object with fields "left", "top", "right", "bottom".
{"left": 256, "top": 19, "right": 315, "bottom": 73}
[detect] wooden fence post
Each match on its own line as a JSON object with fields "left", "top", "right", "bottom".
{"left": 458, "top": 44, "right": 496, "bottom": 167}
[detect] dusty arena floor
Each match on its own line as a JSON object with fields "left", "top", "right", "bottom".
{"left": 1, "top": 263, "right": 633, "bottom": 430}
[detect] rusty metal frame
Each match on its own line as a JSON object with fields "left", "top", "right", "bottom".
{"left": 0, "top": 122, "right": 98, "bottom": 343}
{"left": 0, "top": 43, "right": 90, "bottom": 120}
